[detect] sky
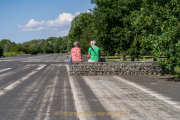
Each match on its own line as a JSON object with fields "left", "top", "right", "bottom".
{"left": 0, "top": 0, "right": 94, "bottom": 43}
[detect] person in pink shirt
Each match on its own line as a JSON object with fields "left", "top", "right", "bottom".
{"left": 70, "top": 41, "right": 83, "bottom": 62}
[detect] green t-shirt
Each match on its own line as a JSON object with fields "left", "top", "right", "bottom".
{"left": 88, "top": 45, "right": 100, "bottom": 60}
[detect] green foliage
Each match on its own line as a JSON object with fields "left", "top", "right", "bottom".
{"left": 0, "top": 36, "right": 68, "bottom": 56}
{"left": 68, "top": 12, "right": 94, "bottom": 54}
{"left": 131, "top": 0, "right": 180, "bottom": 68}
{"left": 0, "top": 39, "right": 15, "bottom": 53}
{"left": 3, "top": 51, "right": 26, "bottom": 57}
{"left": 91, "top": 0, "right": 142, "bottom": 56}
{"left": 90, "top": 0, "right": 180, "bottom": 68}
{"left": 79, "top": 28, "right": 94, "bottom": 54}
{"left": 3, "top": 52, "right": 17, "bottom": 57}
{"left": 18, "top": 51, "right": 26, "bottom": 54}
{"left": 30, "top": 45, "right": 42, "bottom": 54}
{"left": 174, "top": 67, "right": 180, "bottom": 78}
{"left": 59, "top": 36, "right": 68, "bottom": 53}
{"left": 0, "top": 46, "right": 3, "bottom": 57}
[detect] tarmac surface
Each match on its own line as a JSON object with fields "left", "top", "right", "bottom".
{"left": 0, "top": 54, "right": 180, "bottom": 120}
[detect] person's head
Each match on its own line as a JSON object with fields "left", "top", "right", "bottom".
{"left": 90, "top": 40, "right": 96, "bottom": 46}
{"left": 73, "top": 41, "right": 79, "bottom": 47}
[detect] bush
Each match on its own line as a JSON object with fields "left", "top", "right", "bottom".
{"left": 0, "top": 46, "right": 3, "bottom": 57}
{"left": 18, "top": 51, "right": 26, "bottom": 54}
{"left": 3, "top": 52, "right": 17, "bottom": 57}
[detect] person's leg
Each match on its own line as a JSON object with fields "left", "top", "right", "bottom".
{"left": 88, "top": 59, "right": 93, "bottom": 62}
{"left": 88, "top": 59, "right": 99, "bottom": 62}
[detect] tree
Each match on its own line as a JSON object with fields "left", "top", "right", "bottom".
{"left": 68, "top": 13, "right": 83, "bottom": 51}
{"left": 131, "top": 0, "right": 180, "bottom": 67}
{"left": 91, "top": 0, "right": 142, "bottom": 56}
{"left": 50, "top": 36, "right": 69, "bottom": 53}
{"left": 0, "top": 46, "right": 3, "bottom": 57}
{"left": 0, "top": 39, "right": 13, "bottom": 52}
{"left": 60, "top": 36, "right": 68, "bottom": 53}
{"left": 68, "top": 12, "right": 94, "bottom": 54}
{"left": 30, "top": 44, "right": 42, "bottom": 54}
{"left": 79, "top": 28, "right": 94, "bottom": 54}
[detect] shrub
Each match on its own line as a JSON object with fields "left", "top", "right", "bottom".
{"left": 0, "top": 46, "right": 3, "bottom": 57}
{"left": 3, "top": 52, "right": 17, "bottom": 57}
{"left": 18, "top": 51, "right": 26, "bottom": 54}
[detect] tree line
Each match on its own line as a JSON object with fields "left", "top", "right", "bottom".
{"left": 1, "top": 0, "right": 180, "bottom": 69}
{"left": 0, "top": 36, "right": 68, "bottom": 57}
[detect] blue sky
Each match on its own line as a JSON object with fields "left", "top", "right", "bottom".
{"left": 0, "top": 0, "right": 94, "bottom": 43}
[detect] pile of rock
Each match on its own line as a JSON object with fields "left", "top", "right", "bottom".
{"left": 69, "top": 62, "right": 162, "bottom": 76}
{"left": 66, "top": 54, "right": 88, "bottom": 58}
{"left": 16, "top": 54, "right": 31, "bottom": 56}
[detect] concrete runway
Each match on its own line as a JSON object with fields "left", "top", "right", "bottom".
{"left": 0, "top": 54, "right": 180, "bottom": 120}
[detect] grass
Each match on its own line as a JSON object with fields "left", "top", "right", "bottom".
{"left": 106, "top": 59, "right": 123, "bottom": 62}
{"left": 107, "top": 55, "right": 123, "bottom": 57}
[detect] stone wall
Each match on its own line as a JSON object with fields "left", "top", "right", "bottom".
{"left": 67, "top": 55, "right": 88, "bottom": 58}
{"left": 16, "top": 54, "right": 31, "bottom": 56}
{"left": 69, "top": 62, "right": 164, "bottom": 76}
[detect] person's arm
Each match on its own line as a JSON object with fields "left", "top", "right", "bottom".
{"left": 88, "top": 48, "right": 91, "bottom": 59}
{"left": 88, "top": 53, "right": 90, "bottom": 59}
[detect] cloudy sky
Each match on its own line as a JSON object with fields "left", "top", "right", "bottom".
{"left": 0, "top": 0, "right": 94, "bottom": 43}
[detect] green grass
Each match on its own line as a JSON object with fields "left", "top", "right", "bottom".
{"left": 3, "top": 51, "right": 26, "bottom": 57}
{"left": 106, "top": 59, "right": 123, "bottom": 62}
{"left": 104, "top": 56, "right": 123, "bottom": 58}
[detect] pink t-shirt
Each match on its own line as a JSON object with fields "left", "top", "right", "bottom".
{"left": 70, "top": 47, "right": 83, "bottom": 62}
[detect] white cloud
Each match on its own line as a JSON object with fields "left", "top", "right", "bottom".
{"left": 18, "top": 12, "right": 80, "bottom": 31}
{"left": 21, "top": 27, "right": 45, "bottom": 31}
{"left": 59, "top": 30, "right": 69, "bottom": 36}
{"left": 87, "top": 10, "right": 90, "bottom": 13}
{"left": 52, "top": 28, "right": 59, "bottom": 30}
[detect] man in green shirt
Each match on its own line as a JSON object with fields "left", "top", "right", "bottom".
{"left": 88, "top": 40, "right": 101, "bottom": 62}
